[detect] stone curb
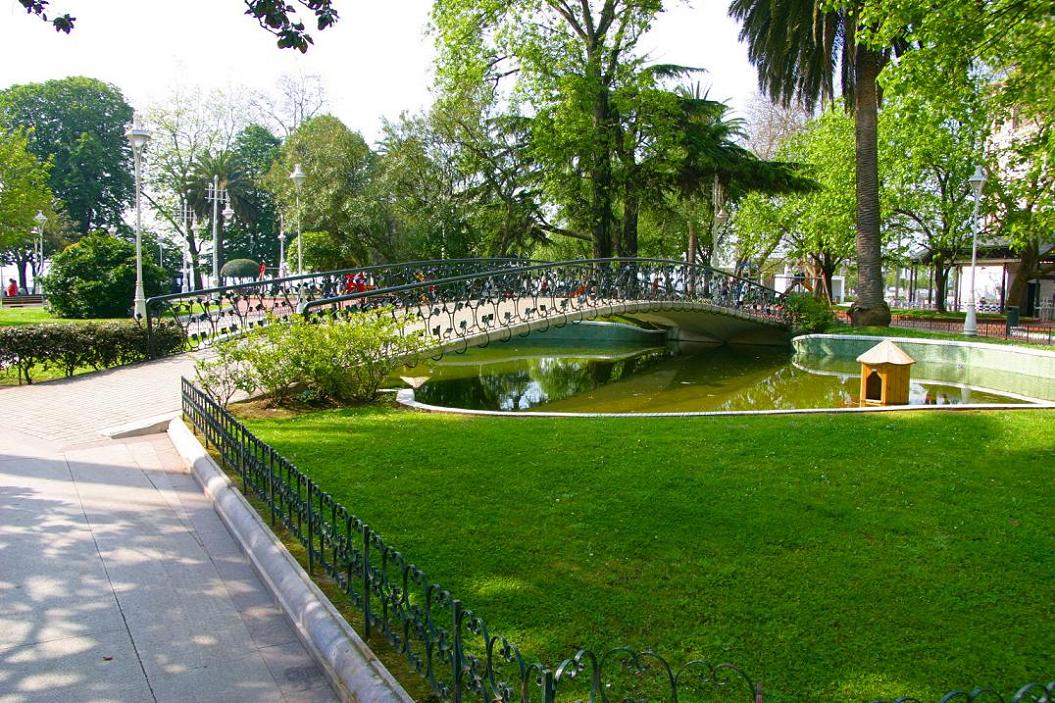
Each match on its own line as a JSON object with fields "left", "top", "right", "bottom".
{"left": 99, "top": 411, "right": 181, "bottom": 439}
{"left": 395, "top": 388, "right": 1053, "bottom": 418}
{"left": 167, "top": 418, "right": 414, "bottom": 703}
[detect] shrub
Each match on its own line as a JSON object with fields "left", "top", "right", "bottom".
{"left": 303, "top": 311, "right": 423, "bottom": 403}
{"left": 0, "top": 321, "right": 185, "bottom": 384}
{"left": 198, "top": 311, "right": 422, "bottom": 406}
{"left": 194, "top": 337, "right": 255, "bottom": 408}
{"left": 220, "top": 258, "right": 260, "bottom": 279}
{"left": 43, "top": 232, "right": 169, "bottom": 319}
{"left": 782, "top": 292, "right": 835, "bottom": 334}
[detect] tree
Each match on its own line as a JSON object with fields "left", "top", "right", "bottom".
{"left": 433, "top": 0, "right": 665, "bottom": 259}
{"left": 264, "top": 115, "right": 374, "bottom": 263}
{"left": 857, "top": 0, "right": 1055, "bottom": 309}
{"left": 880, "top": 82, "right": 988, "bottom": 311}
{"left": 0, "top": 128, "right": 54, "bottom": 289}
{"left": 17, "top": 0, "right": 339, "bottom": 52}
{"left": 145, "top": 85, "right": 254, "bottom": 288}
{"left": 42, "top": 232, "right": 168, "bottom": 318}
{"left": 224, "top": 124, "right": 283, "bottom": 265}
{"left": 730, "top": 0, "right": 902, "bottom": 326}
{"left": 744, "top": 93, "right": 811, "bottom": 161}
{"left": 285, "top": 231, "right": 352, "bottom": 272}
{"left": 0, "top": 77, "right": 134, "bottom": 235}
{"left": 250, "top": 73, "right": 328, "bottom": 138}
{"left": 735, "top": 108, "right": 857, "bottom": 302}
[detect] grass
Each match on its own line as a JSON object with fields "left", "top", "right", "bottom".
{"left": 0, "top": 306, "right": 126, "bottom": 327}
{"left": 238, "top": 404, "right": 1055, "bottom": 702}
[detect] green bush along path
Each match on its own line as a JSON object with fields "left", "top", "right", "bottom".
{"left": 240, "top": 405, "right": 1055, "bottom": 702}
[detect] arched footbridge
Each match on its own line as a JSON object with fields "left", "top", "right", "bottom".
{"left": 145, "top": 258, "right": 790, "bottom": 357}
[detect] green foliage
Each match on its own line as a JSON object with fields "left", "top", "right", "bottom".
{"left": 879, "top": 77, "right": 988, "bottom": 310}
{"left": 42, "top": 232, "right": 169, "bottom": 318}
{"left": 302, "top": 313, "right": 423, "bottom": 403}
{"left": 0, "top": 77, "right": 133, "bottom": 234}
{"left": 0, "top": 128, "right": 54, "bottom": 253}
{"left": 223, "top": 124, "right": 283, "bottom": 266}
{"left": 285, "top": 231, "right": 352, "bottom": 272}
{"left": 0, "top": 320, "right": 184, "bottom": 384}
{"left": 197, "top": 312, "right": 423, "bottom": 406}
{"left": 735, "top": 107, "right": 856, "bottom": 299}
{"left": 220, "top": 258, "right": 260, "bottom": 279}
{"left": 265, "top": 115, "right": 374, "bottom": 263}
{"left": 782, "top": 291, "right": 835, "bottom": 333}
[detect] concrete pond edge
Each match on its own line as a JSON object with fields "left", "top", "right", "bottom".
{"left": 167, "top": 417, "right": 414, "bottom": 703}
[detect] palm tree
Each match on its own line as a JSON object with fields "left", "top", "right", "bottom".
{"left": 729, "top": 0, "right": 897, "bottom": 326}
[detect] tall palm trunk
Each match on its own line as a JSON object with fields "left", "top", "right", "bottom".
{"left": 850, "top": 45, "right": 891, "bottom": 326}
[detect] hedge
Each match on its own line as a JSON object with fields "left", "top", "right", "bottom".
{"left": 0, "top": 321, "right": 186, "bottom": 384}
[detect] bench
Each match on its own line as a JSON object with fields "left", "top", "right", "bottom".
{"left": 1, "top": 294, "right": 45, "bottom": 307}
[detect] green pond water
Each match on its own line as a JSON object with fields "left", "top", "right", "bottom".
{"left": 398, "top": 341, "right": 1036, "bottom": 413}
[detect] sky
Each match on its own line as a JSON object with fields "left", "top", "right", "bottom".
{"left": 0, "top": 0, "right": 762, "bottom": 143}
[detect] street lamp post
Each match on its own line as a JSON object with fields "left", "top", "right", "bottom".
{"left": 207, "top": 176, "right": 232, "bottom": 288}
{"left": 125, "top": 114, "right": 150, "bottom": 318}
{"left": 278, "top": 213, "right": 287, "bottom": 278}
{"left": 289, "top": 164, "right": 306, "bottom": 274}
{"left": 963, "top": 165, "right": 987, "bottom": 336}
{"left": 33, "top": 210, "right": 46, "bottom": 294}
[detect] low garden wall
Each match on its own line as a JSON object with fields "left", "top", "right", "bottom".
{"left": 793, "top": 334, "right": 1055, "bottom": 402}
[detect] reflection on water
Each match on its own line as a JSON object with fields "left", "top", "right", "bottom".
{"left": 401, "top": 342, "right": 1030, "bottom": 413}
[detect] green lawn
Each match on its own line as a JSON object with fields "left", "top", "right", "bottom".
{"left": 239, "top": 405, "right": 1055, "bottom": 702}
{"left": 0, "top": 306, "right": 126, "bottom": 327}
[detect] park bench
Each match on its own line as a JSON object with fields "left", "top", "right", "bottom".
{"left": 1, "top": 294, "right": 45, "bottom": 307}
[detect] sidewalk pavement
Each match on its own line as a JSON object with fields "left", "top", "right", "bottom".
{"left": 0, "top": 356, "right": 339, "bottom": 703}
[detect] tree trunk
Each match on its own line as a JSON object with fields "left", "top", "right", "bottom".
{"left": 589, "top": 89, "right": 614, "bottom": 259}
{"left": 687, "top": 220, "right": 698, "bottom": 267}
{"left": 15, "top": 254, "right": 29, "bottom": 291}
{"left": 849, "top": 45, "right": 891, "bottom": 327}
{"left": 621, "top": 178, "right": 639, "bottom": 258}
{"left": 1007, "top": 241, "right": 1039, "bottom": 306}
{"left": 933, "top": 255, "right": 949, "bottom": 313}
{"left": 686, "top": 220, "right": 698, "bottom": 295}
{"left": 821, "top": 266, "right": 835, "bottom": 303}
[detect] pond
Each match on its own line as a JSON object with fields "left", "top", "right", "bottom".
{"left": 396, "top": 340, "right": 1037, "bottom": 414}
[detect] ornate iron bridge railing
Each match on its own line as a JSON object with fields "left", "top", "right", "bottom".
{"left": 181, "top": 378, "right": 1050, "bottom": 703}
{"left": 144, "top": 257, "right": 530, "bottom": 352}
{"left": 299, "top": 258, "right": 787, "bottom": 358}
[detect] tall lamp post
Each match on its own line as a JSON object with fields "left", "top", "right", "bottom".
{"left": 125, "top": 114, "right": 150, "bottom": 318}
{"left": 278, "top": 213, "right": 287, "bottom": 278}
{"left": 963, "top": 165, "right": 987, "bottom": 336}
{"left": 33, "top": 210, "right": 46, "bottom": 294}
{"left": 289, "top": 164, "right": 306, "bottom": 274}
{"left": 207, "top": 176, "right": 235, "bottom": 287}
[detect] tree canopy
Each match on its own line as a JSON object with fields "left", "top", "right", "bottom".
{"left": 0, "top": 76, "right": 133, "bottom": 235}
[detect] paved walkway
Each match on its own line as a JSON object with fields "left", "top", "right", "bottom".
{"left": 0, "top": 360, "right": 339, "bottom": 703}
{"left": 0, "top": 353, "right": 201, "bottom": 448}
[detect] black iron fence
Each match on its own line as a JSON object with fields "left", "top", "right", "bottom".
{"left": 299, "top": 258, "right": 788, "bottom": 357}
{"left": 890, "top": 315, "right": 1055, "bottom": 346}
{"left": 149, "top": 257, "right": 788, "bottom": 356}
{"left": 146, "top": 257, "right": 530, "bottom": 352}
{"left": 180, "top": 378, "right": 1050, "bottom": 703}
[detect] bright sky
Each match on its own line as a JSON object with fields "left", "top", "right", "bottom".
{"left": 0, "top": 0, "right": 760, "bottom": 143}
